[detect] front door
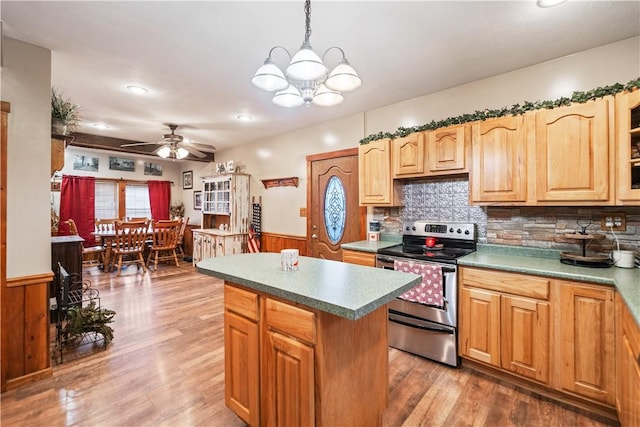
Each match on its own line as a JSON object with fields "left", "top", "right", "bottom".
{"left": 307, "top": 149, "right": 365, "bottom": 260}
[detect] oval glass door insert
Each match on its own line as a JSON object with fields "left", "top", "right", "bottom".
{"left": 324, "top": 175, "right": 346, "bottom": 244}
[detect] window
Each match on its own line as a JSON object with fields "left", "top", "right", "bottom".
{"left": 94, "top": 180, "right": 151, "bottom": 220}
{"left": 95, "top": 181, "right": 118, "bottom": 219}
{"left": 324, "top": 175, "right": 346, "bottom": 243}
{"left": 125, "top": 183, "right": 151, "bottom": 218}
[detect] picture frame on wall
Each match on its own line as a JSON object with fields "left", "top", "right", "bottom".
{"left": 108, "top": 156, "right": 135, "bottom": 172}
{"left": 194, "top": 190, "right": 202, "bottom": 210}
{"left": 144, "top": 162, "right": 163, "bottom": 176}
{"left": 73, "top": 155, "right": 99, "bottom": 172}
{"left": 183, "top": 170, "right": 193, "bottom": 189}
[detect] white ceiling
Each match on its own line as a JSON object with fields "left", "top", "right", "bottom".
{"left": 2, "top": 1, "right": 639, "bottom": 153}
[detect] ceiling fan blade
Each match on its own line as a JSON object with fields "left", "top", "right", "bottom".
{"left": 121, "top": 141, "right": 162, "bottom": 148}
{"left": 184, "top": 146, "right": 207, "bottom": 158}
{"left": 185, "top": 141, "right": 216, "bottom": 152}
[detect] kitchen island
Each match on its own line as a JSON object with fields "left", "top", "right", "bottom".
{"left": 197, "top": 253, "right": 421, "bottom": 427}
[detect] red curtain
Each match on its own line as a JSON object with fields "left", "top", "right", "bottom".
{"left": 148, "top": 180, "right": 171, "bottom": 220}
{"left": 59, "top": 175, "right": 96, "bottom": 246}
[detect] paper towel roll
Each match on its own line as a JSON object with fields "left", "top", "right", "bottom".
{"left": 281, "top": 249, "right": 299, "bottom": 272}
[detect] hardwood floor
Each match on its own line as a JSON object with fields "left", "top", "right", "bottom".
{"left": 1, "top": 264, "right": 617, "bottom": 426}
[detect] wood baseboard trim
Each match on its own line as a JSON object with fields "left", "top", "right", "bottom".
{"left": 6, "top": 272, "right": 54, "bottom": 288}
{"left": 461, "top": 358, "right": 618, "bottom": 422}
{"left": 5, "top": 367, "right": 53, "bottom": 391}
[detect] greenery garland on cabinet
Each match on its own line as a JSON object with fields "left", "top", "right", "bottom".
{"left": 359, "top": 77, "right": 640, "bottom": 145}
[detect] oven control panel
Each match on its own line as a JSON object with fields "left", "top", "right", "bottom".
{"left": 403, "top": 221, "right": 476, "bottom": 240}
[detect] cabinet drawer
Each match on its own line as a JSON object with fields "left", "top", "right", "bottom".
{"left": 343, "top": 249, "right": 376, "bottom": 267}
{"left": 224, "top": 285, "right": 259, "bottom": 321}
{"left": 461, "top": 267, "right": 549, "bottom": 300}
{"left": 266, "top": 298, "right": 316, "bottom": 345}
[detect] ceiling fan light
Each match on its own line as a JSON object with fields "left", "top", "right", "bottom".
{"left": 251, "top": 59, "right": 289, "bottom": 92}
{"left": 286, "top": 44, "right": 327, "bottom": 81}
{"left": 157, "top": 146, "right": 171, "bottom": 158}
{"left": 272, "top": 85, "right": 305, "bottom": 108}
{"left": 176, "top": 147, "right": 189, "bottom": 159}
{"left": 312, "top": 84, "right": 344, "bottom": 107}
{"left": 325, "top": 61, "right": 361, "bottom": 92}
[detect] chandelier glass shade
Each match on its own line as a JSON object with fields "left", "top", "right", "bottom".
{"left": 157, "top": 145, "right": 189, "bottom": 160}
{"left": 250, "top": 0, "right": 361, "bottom": 107}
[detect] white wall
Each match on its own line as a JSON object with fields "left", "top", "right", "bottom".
{"left": 365, "top": 37, "right": 640, "bottom": 136}
{"left": 186, "top": 36, "right": 640, "bottom": 237}
{"left": 3, "top": 37, "right": 52, "bottom": 279}
{"left": 181, "top": 113, "right": 364, "bottom": 232}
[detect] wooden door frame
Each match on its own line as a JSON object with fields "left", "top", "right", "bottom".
{"left": 1, "top": 101, "right": 10, "bottom": 391}
{"left": 306, "top": 148, "right": 366, "bottom": 257}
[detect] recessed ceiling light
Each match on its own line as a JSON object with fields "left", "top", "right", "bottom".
{"left": 91, "top": 123, "right": 110, "bottom": 130}
{"left": 536, "top": 0, "right": 567, "bottom": 8}
{"left": 236, "top": 114, "right": 253, "bottom": 122}
{"left": 126, "top": 85, "right": 148, "bottom": 94}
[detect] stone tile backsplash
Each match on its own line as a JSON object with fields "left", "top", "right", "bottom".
{"left": 373, "top": 177, "right": 640, "bottom": 253}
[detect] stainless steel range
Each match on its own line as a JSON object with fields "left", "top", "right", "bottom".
{"left": 376, "top": 221, "right": 476, "bottom": 367}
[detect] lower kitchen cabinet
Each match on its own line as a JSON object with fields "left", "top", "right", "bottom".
{"left": 616, "top": 293, "right": 640, "bottom": 427}
{"left": 223, "top": 283, "right": 388, "bottom": 426}
{"left": 459, "top": 267, "right": 550, "bottom": 384}
{"left": 342, "top": 249, "right": 376, "bottom": 267}
{"left": 263, "top": 330, "right": 315, "bottom": 426}
{"left": 557, "top": 281, "right": 615, "bottom": 406}
{"left": 460, "top": 267, "right": 620, "bottom": 415}
{"left": 224, "top": 286, "right": 260, "bottom": 426}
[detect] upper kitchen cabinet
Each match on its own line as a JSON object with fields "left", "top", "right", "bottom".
{"left": 392, "top": 132, "right": 426, "bottom": 178}
{"left": 201, "top": 173, "right": 250, "bottom": 233}
{"left": 535, "top": 97, "right": 613, "bottom": 204}
{"left": 470, "top": 115, "right": 529, "bottom": 204}
{"left": 427, "top": 124, "right": 469, "bottom": 175}
{"left": 359, "top": 138, "right": 402, "bottom": 206}
{"left": 616, "top": 89, "right": 640, "bottom": 205}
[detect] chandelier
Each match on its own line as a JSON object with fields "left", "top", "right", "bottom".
{"left": 250, "top": 0, "right": 361, "bottom": 107}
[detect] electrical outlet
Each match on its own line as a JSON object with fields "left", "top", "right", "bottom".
{"left": 600, "top": 213, "right": 626, "bottom": 231}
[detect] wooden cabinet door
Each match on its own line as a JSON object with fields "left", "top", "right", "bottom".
{"left": 535, "top": 98, "right": 612, "bottom": 203}
{"left": 224, "top": 311, "right": 260, "bottom": 427}
{"left": 427, "top": 124, "right": 468, "bottom": 174}
{"left": 459, "top": 287, "right": 501, "bottom": 365}
{"left": 392, "top": 132, "right": 425, "bottom": 178}
{"left": 263, "top": 330, "right": 315, "bottom": 427}
{"left": 359, "top": 138, "right": 399, "bottom": 206}
{"left": 501, "top": 295, "right": 549, "bottom": 384}
{"left": 617, "top": 295, "right": 640, "bottom": 427}
{"left": 616, "top": 89, "right": 640, "bottom": 204}
{"left": 471, "top": 115, "right": 528, "bottom": 203}
{"left": 558, "top": 282, "right": 615, "bottom": 405}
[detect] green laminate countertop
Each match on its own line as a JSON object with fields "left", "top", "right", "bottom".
{"left": 341, "top": 239, "right": 400, "bottom": 253}
{"left": 197, "top": 253, "right": 421, "bottom": 320}
{"left": 458, "top": 244, "right": 640, "bottom": 327}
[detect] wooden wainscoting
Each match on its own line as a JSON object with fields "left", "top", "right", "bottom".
{"left": 2, "top": 272, "right": 54, "bottom": 391}
{"left": 260, "top": 232, "right": 308, "bottom": 256}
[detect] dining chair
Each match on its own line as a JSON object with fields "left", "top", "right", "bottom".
{"left": 127, "top": 216, "right": 150, "bottom": 222}
{"left": 65, "top": 219, "right": 106, "bottom": 268}
{"left": 94, "top": 218, "right": 119, "bottom": 244}
{"left": 146, "top": 219, "right": 181, "bottom": 271}
{"left": 175, "top": 216, "right": 190, "bottom": 258}
{"left": 112, "top": 220, "right": 150, "bottom": 276}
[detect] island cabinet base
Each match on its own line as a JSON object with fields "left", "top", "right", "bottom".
{"left": 224, "top": 282, "right": 389, "bottom": 427}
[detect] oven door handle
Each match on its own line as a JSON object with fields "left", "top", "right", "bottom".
{"left": 376, "top": 255, "right": 396, "bottom": 264}
{"left": 389, "top": 314, "right": 454, "bottom": 334}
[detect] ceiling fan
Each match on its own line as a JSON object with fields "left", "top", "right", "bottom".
{"left": 121, "top": 124, "right": 216, "bottom": 159}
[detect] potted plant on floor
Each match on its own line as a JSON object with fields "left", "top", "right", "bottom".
{"left": 51, "top": 87, "right": 81, "bottom": 135}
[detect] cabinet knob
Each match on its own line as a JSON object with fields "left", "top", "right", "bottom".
{"left": 311, "top": 234, "right": 318, "bottom": 239}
